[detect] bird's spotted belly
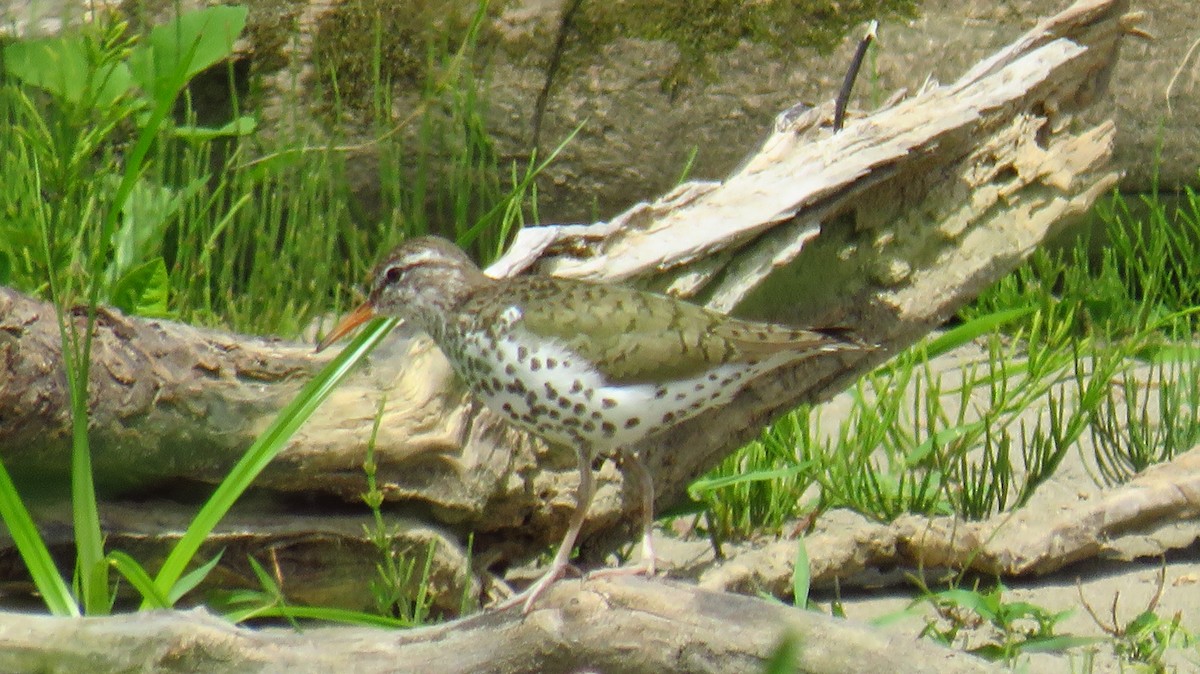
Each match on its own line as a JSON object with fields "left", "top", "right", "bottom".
{"left": 450, "top": 325, "right": 760, "bottom": 453}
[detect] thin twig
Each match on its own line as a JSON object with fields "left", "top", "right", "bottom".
{"left": 1165, "top": 35, "right": 1200, "bottom": 117}
{"left": 834, "top": 21, "right": 878, "bottom": 132}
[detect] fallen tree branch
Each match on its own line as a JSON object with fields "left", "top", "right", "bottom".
{"left": 0, "top": 577, "right": 1000, "bottom": 674}
{"left": 700, "top": 443, "right": 1200, "bottom": 599}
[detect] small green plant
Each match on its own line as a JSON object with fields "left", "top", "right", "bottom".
{"left": 150, "top": 316, "right": 398, "bottom": 609}
{"left": 966, "top": 188, "right": 1200, "bottom": 340}
{"left": 360, "top": 395, "right": 441, "bottom": 623}
{"left": 209, "top": 361, "right": 465, "bottom": 628}
{"left": 695, "top": 304, "right": 1142, "bottom": 535}
{"left": 1114, "top": 610, "right": 1195, "bottom": 668}
{"left": 1096, "top": 189, "right": 1200, "bottom": 338}
{"left": 1079, "top": 567, "right": 1197, "bottom": 669}
{"left": 217, "top": 555, "right": 303, "bottom": 628}
{"left": 0, "top": 6, "right": 435, "bottom": 621}
{"left": 214, "top": 554, "right": 413, "bottom": 628}
{"left": 1089, "top": 356, "right": 1200, "bottom": 485}
{"left": 914, "top": 582, "right": 1098, "bottom": 665}
{"left": 690, "top": 411, "right": 820, "bottom": 539}
{"left": 761, "top": 632, "right": 799, "bottom": 674}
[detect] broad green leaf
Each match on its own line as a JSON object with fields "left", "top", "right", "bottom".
{"left": 4, "top": 36, "right": 131, "bottom": 107}
{"left": 110, "top": 257, "right": 170, "bottom": 317}
{"left": 107, "top": 177, "right": 203, "bottom": 283}
{"left": 129, "top": 6, "right": 247, "bottom": 100}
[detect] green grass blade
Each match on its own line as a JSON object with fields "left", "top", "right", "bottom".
{"left": 246, "top": 555, "right": 283, "bottom": 596}
{"left": 69, "top": 403, "right": 108, "bottom": 614}
{"left": 168, "top": 550, "right": 225, "bottom": 605}
{"left": 792, "top": 537, "right": 810, "bottom": 609}
{"left": 146, "top": 317, "right": 398, "bottom": 606}
{"left": 762, "top": 633, "right": 798, "bottom": 674}
{"left": 689, "top": 462, "right": 815, "bottom": 495}
{"left": 226, "top": 604, "right": 414, "bottom": 628}
{"left": 107, "top": 550, "right": 169, "bottom": 609}
{"left": 0, "top": 460, "right": 79, "bottom": 616}
{"left": 458, "top": 121, "right": 583, "bottom": 253}
{"left": 66, "top": 11, "right": 230, "bottom": 615}
{"left": 1019, "top": 635, "right": 1104, "bottom": 653}
{"left": 920, "top": 307, "right": 1035, "bottom": 360}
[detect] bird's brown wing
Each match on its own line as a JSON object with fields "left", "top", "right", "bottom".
{"left": 479, "top": 277, "right": 852, "bottom": 386}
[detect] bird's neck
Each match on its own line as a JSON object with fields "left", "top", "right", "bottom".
{"left": 408, "top": 272, "right": 490, "bottom": 348}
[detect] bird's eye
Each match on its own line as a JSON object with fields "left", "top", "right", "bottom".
{"left": 384, "top": 266, "right": 403, "bottom": 284}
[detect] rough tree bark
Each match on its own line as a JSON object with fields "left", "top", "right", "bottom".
{"left": 0, "top": 0, "right": 1139, "bottom": 669}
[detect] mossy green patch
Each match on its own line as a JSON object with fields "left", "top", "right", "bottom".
{"left": 571, "top": 0, "right": 920, "bottom": 95}
{"left": 311, "top": 0, "right": 505, "bottom": 114}
{"left": 238, "top": 0, "right": 307, "bottom": 74}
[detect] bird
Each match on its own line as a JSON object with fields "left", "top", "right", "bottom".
{"left": 317, "top": 235, "right": 867, "bottom": 612}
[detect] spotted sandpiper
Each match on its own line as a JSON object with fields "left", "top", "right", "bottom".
{"left": 317, "top": 236, "right": 866, "bottom": 612}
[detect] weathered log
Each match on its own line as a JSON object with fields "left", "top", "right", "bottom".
{"left": 0, "top": 576, "right": 1001, "bottom": 674}
{"left": 701, "top": 441, "right": 1200, "bottom": 598}
{"left": 0, "top": 0, "right": 1131, "bottom": 617}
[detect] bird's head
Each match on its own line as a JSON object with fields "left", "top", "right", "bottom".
{"left": 316, "top": 236, "right": 487, "bottom": 352}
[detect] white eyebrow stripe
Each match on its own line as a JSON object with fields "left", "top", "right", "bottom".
{"left": 376, "top": 248, "right": 445, "bottom": 284}
{"left": 403, "top": 248, "right": 442, "bottom": 264}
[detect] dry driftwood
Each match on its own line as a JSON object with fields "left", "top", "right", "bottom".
{"left": 0, "top": 576, "right": 1001, "bottom": 674}
{"left": 0, "top": 0, "right": 1136, "bottom": 644}
{"left": 700, "top": 442, "right": 1200, "bottom": 598}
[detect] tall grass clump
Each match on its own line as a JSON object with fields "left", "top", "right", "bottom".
{"left": 0, "top": 0, "right": 555, "bottom": 621}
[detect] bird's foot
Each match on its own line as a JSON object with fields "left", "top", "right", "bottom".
{"left": 490, "top": 560, "right": 579, "bottom": 614}
{"left": 586, "top": 555, "right": 660, "bottom": 580}
{"left": 588, "top": 527, "right": 661, "bottom": 579}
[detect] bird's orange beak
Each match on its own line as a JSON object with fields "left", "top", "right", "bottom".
{"left": 315, "top": 301, "right": 376, "bottom": 353}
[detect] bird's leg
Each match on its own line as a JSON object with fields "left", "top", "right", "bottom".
{"left": 492, "top": 448, "right": 595, "bottom": 613}
{"left": 589, "top": 447, "right": 660, "bottom": 578}
{"left": 628, "top": 447, "right": 659, "bottom": 575}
